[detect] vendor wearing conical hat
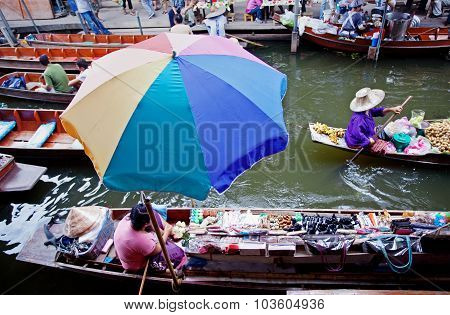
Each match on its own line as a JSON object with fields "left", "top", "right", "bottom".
{"left": 344, "top": 88, "right": 403, "bottom": 148}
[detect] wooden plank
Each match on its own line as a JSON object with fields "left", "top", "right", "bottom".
{"left": 22, "top": 0, "right": 54, "bottom": 20}
{"left": 0, "top": 0, "right": 24, "bottom": 20}
{"left": 16, "top": 218, "right": 58, "bottom": 266}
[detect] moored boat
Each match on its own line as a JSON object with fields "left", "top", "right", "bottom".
{"left": 27, "top": 34, "right": 155, "bottom": 48}
{"left": 272, "top": 14, "right": 450, "bottom": 56}
{"left": 0, "top": 47, "right": 119, "bottom": 72}
{"left": 0, "top": 72, "right": 75, "bottom": 105}
{"left": 0, "top": 154, "right": 46, "bottom": 192}
{"left": 0, "top": 108, "right": 85, "bottom": 160}
{"left": 301, "top": 26, "right": 450, "bottom": 56}
{"left": 309, "top": 122, "right": 450, "bottom": 166}
{"left": 17, "top": 207, "right": 450, "bottom": 291}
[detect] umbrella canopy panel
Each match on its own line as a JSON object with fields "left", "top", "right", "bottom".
{"left": 61, "top": 33, "right": 289, "bottom": 200}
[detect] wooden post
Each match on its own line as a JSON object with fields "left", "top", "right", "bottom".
{"left": 20, "top": 0, "right": 40, "bottom": 34}
{"left": 291, "top": 0, "right": 300, "bottom": 53}
{"left": 374, "top": 2, "right": 388, "bottom": 62}
{"left": 136, "top": 12, "right": 144, "bottom": 35}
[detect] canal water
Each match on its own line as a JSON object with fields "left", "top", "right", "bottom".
{"left": 1, "top": 43, "right": 449, "bottom": 294}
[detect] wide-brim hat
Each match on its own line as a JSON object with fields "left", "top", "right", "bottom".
{"left": 63, "top": 206, "right": 106, "bottom": 238}
{"left": 350, "top": 87, "right": 385, "bottom": 112}
{"left": 205, "top": 6, "right": 226, "bottom": 19}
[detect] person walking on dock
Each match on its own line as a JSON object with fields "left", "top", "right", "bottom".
{"left": 74, "top": 0, "right": 111, "bottom": 34}
{"left": 142, "top": 0, "right": 156, "bottom": 19}
{"left": 122, "top": 0, "right": 137, "bottom": 15}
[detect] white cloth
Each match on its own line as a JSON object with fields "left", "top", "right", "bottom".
{"left": 204, "top": 15, "right": 227, "bottom": 37}
{"left": 298, "top": 16, "right": 338, "bottom": 36}
{"left": 74, "top": 0, "right": 92, "bottom": 14}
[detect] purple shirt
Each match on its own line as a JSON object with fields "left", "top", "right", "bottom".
{"left": 344, "top": 107, "right": 385, "bottom": 148}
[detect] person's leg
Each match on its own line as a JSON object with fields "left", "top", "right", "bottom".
{"left": 186, "top": 8, "right": 195, "bottom": 24}
{"left": 89, "top": 11, "right": 111, "bottom": 34}
{"left": 81, "top": 11, "right": 100, "bottom": 34}
{"left": 168, "top": 8, "right": 175, "bottom": 26}
{"left": 320, "top": 0, "right": 328, "bottom": 19}
{"left": 142, "top": 0, "right": 156, "bottom": 18}
{"left": 256, "top": 8, "right": 263, "bottom": 20}
{"left": 432, "top": 0, "right": 443, "bottom": 16}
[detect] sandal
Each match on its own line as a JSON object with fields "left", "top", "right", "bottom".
{"left": 122, "top": 8, "right": 128, "bottom": 15}
{"left": 130, "top": 9, "right": 136, "bottom": 16}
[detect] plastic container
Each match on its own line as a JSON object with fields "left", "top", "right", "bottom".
{"left": 371, "top": 32, "right": 379, "bottom": 47}
{"left": 410, "top": 109, "right": 425, "bottom": 128}
{"left": 385, "top": 12, "right": 412, "bottom": 41}
{"left": 392, "top": 133, "right": 411, "bottom": 152}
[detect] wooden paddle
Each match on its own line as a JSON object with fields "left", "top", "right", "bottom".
{"left": 348, "top": 95, "right": 413, "bottom": 164}
{"left": 226, "top": 33, "right": 266, "bottom": 48}
{"left": 138, "top": 259, "right": 150, "bottom": 295}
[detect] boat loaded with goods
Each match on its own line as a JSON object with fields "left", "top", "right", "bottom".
{"left": 310, "top": 110, "right": 450, "bottom": 166}
{"left": 275, "top": 12, "right": 450, "bottom": 56}
{"left": 18, "top": 206, "right": 450, "bottom": 289}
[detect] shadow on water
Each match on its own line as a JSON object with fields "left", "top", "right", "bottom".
{"left": 1, "top": 42, "right": 449, "bottom": 294}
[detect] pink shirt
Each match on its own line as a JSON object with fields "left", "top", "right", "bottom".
{"left": 246, "top": 0, "right": 263, "bottom": 13}
{"left": 114, "top": 214, "right": 157, "bottom": 271}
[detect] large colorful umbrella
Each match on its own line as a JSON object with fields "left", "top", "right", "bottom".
{"left": 61, "top": 33, "right": 288, "bottom": 201}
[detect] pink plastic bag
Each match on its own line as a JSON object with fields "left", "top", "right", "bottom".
{"left": 404, "top": 136, "right": 432, "bottom": 155}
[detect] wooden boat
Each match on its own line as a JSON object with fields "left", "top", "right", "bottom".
{"left": 0, "top": 154, "right": 46, "bottom": 192}
{"left": 28, "top": 34, "right": 155, "bottom": 49}
{"left": 0, "top": 72, "right": 75, "bottom": 105}
{"left": 272, "top": 14, "right": 450, "bottom": 55}
{"left": 17, "top": 207, "right": 450, "bottom": 291}
{"left": 301, "top": 26, "right": 450, "bottom": 55}
{"left": 309, "top": 123, "right": 450, "bottom": 166}
{"left": 0, "top": 47, "right": 118, "bottom": 72}
{"left": 0, "top": 108, "right": 85, "bottom": 160}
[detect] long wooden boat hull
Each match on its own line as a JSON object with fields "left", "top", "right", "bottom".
{"left": 309, "top": 123, "right": 450, "bottom": 166}
{"left": 0, "top": 47, "right": 119, "bottom": 72}
{"left": 16, "top": 208, "right": 450, "bottom": 290}
{"left": 34, "top": 33, "right": 154, "bottom": 45}
{"left": 0, "top": 72, "right": 75, "bottom": 105}
{"left": 28, "top": 34, "right": 155, "bottom": 49}
{"left": 302, "top": 27, "right": 450, "bottom": 55}
{"left": 0, "top": 108, "right": 85, "bottom": 161}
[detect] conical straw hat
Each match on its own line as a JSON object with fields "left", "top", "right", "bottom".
{"left": 350, "top": 88, "right": 385, "bottom": 112}
{"left": 63, "top": 206, "right": 106, "bottom": 238}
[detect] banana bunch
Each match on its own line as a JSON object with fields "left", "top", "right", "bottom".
{"left": 313, "top": 122, "right": 345, "bottom": 144}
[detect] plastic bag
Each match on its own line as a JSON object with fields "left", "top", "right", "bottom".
{"left": 404, "top": 136, "right": 432, "bottom": 155}
{"left": 362, "top": 235, "right": 421, "bottom": 273}
{"left": 303, "top": 235, "right": 355, "bottom": 272}
{"left": 385, "top": 117, "right": 417, "bottom": 138}
{"left": 280, "top": 10, "right": 295, "bottom": 28}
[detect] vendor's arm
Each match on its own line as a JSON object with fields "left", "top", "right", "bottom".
{"left": 42, "top": 73, "right": 53, "bottom": 91}
{"left": 149, "top": 224, "right": 172, "bottom": 255}
{"left": 68, "top": 77, "right": 81, "bottom": 87}
{"left": 382, "top": 106, "right": 403, "bottom": 115}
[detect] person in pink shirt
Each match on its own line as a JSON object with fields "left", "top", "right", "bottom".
{"left": 114, "top": 204, "right": 187, "bottom": 272}
{"left": 246, "top": 0, "right": 263, "bottom": 23}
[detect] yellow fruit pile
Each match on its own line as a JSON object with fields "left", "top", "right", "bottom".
{"left": 313, "top": 122, "right": 345, "bottom": 144}
{"left": 425, "top": 120, "right": 450, "bottom": 153}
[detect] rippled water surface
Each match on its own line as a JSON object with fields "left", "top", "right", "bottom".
{"left": 0, "top": 43, "right": 449, "bottom": 293}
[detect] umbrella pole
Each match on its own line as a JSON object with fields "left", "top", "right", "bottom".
{"left": 141, "top": 192, "right": 181, "bottom": 291}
